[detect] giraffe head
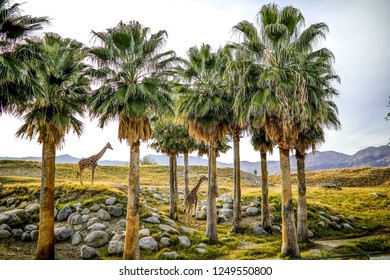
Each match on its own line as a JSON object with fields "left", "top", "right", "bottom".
{"left": 200, "top": 175, "right": 208, "bottom": 182}
{"left": 106, "top": 142, "right": 113, "bottom": 150}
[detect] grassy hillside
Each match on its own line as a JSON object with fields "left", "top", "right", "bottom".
{"left": 0, "top": 160, "right": 389, "bottom": 260}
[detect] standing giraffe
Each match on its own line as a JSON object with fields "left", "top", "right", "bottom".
{"left": 184, "top": 175, "right": 208, "bottom": 224}
{"left": 76, "top": 142, "right": 113, "bottom": 186}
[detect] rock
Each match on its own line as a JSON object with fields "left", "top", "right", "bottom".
{"left": 108, "top": 205, "right": 123, "bottom": 217}
{"left": 159, "top": 237, "right": 171, "bottom": 248}
{"left": 0, "top": 206, "right": 6, "bottom": 214}
{"left": 6, "top": 197, "right": 16, "bottom": 206}
{"left": 308, "top": 249, "right": 322, "bottom": 258}
{"left": 139, "top": 228, "right": 150, "bottom": 238}
{"left": 54, "top": 207, "right": 58, "bottom": 219}
{"left": 88, "top": 223, "right": 107, "bottom": 231}
{"left": 319, "top": 215, "right": 331, "bottom": 223}
{"left": 97, "top": 209, "right": 111, "bottom": 221}
{"left": 178, "top": 236, "right": 191, "bottom": 248}
{"left": 269, "top": 206, "right": 277, "bottom": 212}
{"left": 196, "top": 248, "right": 207, "bottom": 254}
{"left": 81, "top": 208, "right": 91, "bottom": 215}
{"left": 84, "top": 230, "right": 110, "bottom": 248}
{"left": 308, "top": 230, "right": 314, "bottom": 237}
{"left": 25, "top": 203, "right": 40, "bottom": 214}
{"left": 108, "top": 240, "right": 124, "bottom": 255}
{"left": 87, "top": 217, "right": 100, "bottom": 227}
{"left": 222, "top": 204, "right": 233, "bottom": 209}
{"left": 180, "top": 226, "right": 195, "bottom": 235}
{"left": 112, "top": 232, "right": 125, "bottom": 242}
{"left": 270, "top": 214, "right": 276, "bottom": 223}
{"left": 0, "top": 224, "right": 12, "bottom": 232}
{"left": 55, "top": 227, "right": 74, "bottom": 241}
{"left": 117, "top": 219, "right": 126, "bottom": 228}
{"left": 30, "top": 230, "right": 39, "bottom": 241}
{"left": 319, "top": 211, "right": 326, "bottom": 216}
{"left": 21, "top": 231, "right": 31, "bottom": 241}
{"left": 57, "top": 205, "right": 72, "bottom": 222}
{"left": 159, "top": 224, "right": 179, "bottom": 234}
{"left": 219, "top": 208, "right": 233, "bottom": 218}
{"left": 139, "top": 236, "right": 158, "bottom": 252}
{"left": 11, "top": 228, "right": 23, "bottom": 239}
{"left": 24, "top": 224, "right": 38, "bottom": 231}
{"left": 217, "top": 194, "right": 233, "bottom": 204}
{"left": 0, "top": 230, "right": 11, "bottom": 239}
{"left": 163, "top": 252, "right": 180, "bottom": 259}
{"left": 195, "top": 210, "right": 207, "bottom": 220}
{"left": 198, "top": 243, "right": 207, "bottom": 248}
{"left": 217, "top": 215, "right": 228, "bottom": 223}
{"left": 144, "top": 205, "right": 158, "bottom": 213}
{"left": 105, "top": 197, "right": 117, "bottom": 205}
{"left": 73, "top": 202, "right": 83, "bottom": 212}
{"left": 81, "top": 215, "right": 89, "bottom": 223}
{"left": 178, "top": 194, "right": 185, "bottom": 200}
{"left": 90, "top": 204, "right": 101, "bottom": 212}
{"left": 0, "top": 209, "right": 30, "bottom": 226}
{"left": 70, "top": 231, "right": 82, "bottom": 246}
{"left": 153, "top": 193, "right": 162, "bottom": 199}
{"left": 81, "top": 245, "right": 97, "bottom": 259}
{"left": 343, "top": 223, "right": 354, "bottom": 229}
{"left": 318, "top": 221, "right": 325, "bottom": 227}
{"left": 68, "top": 213, "right": 83, "bottom": 225}
{"left": 253, "top": 223, "right": 268, "bottom": 235}
{"left": 143, "top": 216, "right": 160, "bottom": 224}
{"left": 272, "top": 225, "right": 281, "bottom": 232}
{"left": 330, "top": 216, "right": 340, "bottom": 223}
{"left": 163, "top": 217, "right": 177, "bottom": 227}
{"left": 246, "top": 207, "right": 259, "bottom": 216}
{"left": 250, "top": 198, "right": 261, "bottom": 207}
{"left": 348, "top": 215, "right": 357, "bottom": 222}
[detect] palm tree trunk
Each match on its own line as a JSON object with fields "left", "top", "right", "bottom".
{"left": 123, "top": 141, "right": 140, "bottom": 260}
{"left": 206, "top": 143, "right": 218, "bottom": 242}
{"left": 36, "top": 140, "right": 56, "bottom": 260}
{"left": 232, "top": 132, "right": 243, "bottom": 233}
{"left": 296, "top": 150, "right": 309, "bottom": 242}
{"left": 279, "top": 147, "right": 300, "bottom": 258}
{"left": 169, "top": 154, "right": 179, "bottom": 221}
{"left": 184, "top": 152, "right": 189, "bottom": 198}
{"left": 260, "top": 150, "right": 272, "bottom": 233}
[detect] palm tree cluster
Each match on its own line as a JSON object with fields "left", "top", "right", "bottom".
{"left": 1, "top": 2, "right": 339, "bottom": 260}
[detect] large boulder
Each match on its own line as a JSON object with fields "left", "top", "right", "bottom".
{"left": 0, "top": 209, "right": 30, "bottom": 226}
{"left": 25, "top": 203, "right": 40, "bottom": 214}
{"left": 0, "top": 229, "right": 11, "bottom": 239}
{"left": 219, "top": 208, "right": 233, "bottom": 219}
{"left": 57, "top": 205, "right": 72, "bottom": 222}
{"left": 105, "top": 197, "right": 117, "bottom": 205}
{"left": 108, "top": 241, "right": 124, "bottom": 255}
{"left": 88, "top": 223, "right": 107, "bottom": 231}
{"left": 54, "top": 227, "right": 74, "bottom": 241}
{"left": 178, "top": 236, "right": 191, "bottom": 248}
{"left": 84, "top": 230, "right": 110, "bottom": 248}
{"left": 72, "top": 232, "right": 83, "bottom": 246}
{"left": 139, "top": 236, "right": 158, "bottom": 252}
{"left": 107, "top": 205, "right": 123, "bottom": 217}
{"left": 67, "top": 213, "right": 83, "bottom": 225}
{"left": 217, "top": 194, "right": 233, "bottom": 204}
{"left": 97, "top": 209, "right": 111, "bottom": 221}
{"left": 159, "top": 224, "right": 179, "bottom": 234}
{"left": 246, "top": 207, "right": 259, "bottom": 216}
{"left": 81, "top": 245, "right": 97, "bottom": 259}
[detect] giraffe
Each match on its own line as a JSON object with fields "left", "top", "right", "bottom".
{"left": 76, "top": 142, "right": 113, "bottom": 186}
{"left": 184, "top": 175, "right": 208, "bottom": 224}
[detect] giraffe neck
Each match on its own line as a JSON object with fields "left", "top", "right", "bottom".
{"left": 92, "top": 146, "right": 108, "bottom": 161}
{"left": 191, "top": 178, "right": 204, "bottom": 194}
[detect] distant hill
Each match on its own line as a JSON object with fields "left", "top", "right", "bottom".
{"left": 1, "top": 145, "right": 389, "bottom": 174}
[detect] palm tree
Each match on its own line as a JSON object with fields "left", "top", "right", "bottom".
{"left": 177, "top": 44, "right": 231, "bottom": 242}
{"left": 233, "top": 3, "right": 337, "bottom": 258}
{"left": 0, "top": 0, "right": 48, "bottom": 114}
{"left": 149, "top": 118, "right": 186, "bottom": 221}
{"left": 15, "top": 33, "right": 90, "bottom": 259}
{"left": 89, "top": 21, "right": 175, "bottom": 259}
{"left": 250, "top": 127, "right": 273, "bottom": 233}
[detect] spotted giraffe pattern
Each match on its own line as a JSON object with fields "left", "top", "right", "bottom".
{"left": 76, "top": 142, "right": 113, "bottom": 186}
{"left": 184, "top": 175, "right": 208, "bottom": 224}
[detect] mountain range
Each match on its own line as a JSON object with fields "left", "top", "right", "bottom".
{"left": 0, "top": 145, "right": 389, "bottom": 174}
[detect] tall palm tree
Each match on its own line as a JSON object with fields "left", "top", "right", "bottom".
{"left": 177, "top": 44, "right": 231, "bottom": 242}
{"left": 233, "top": 3, "right": 337, "bottom": 258}
{"left": 250, "top": 127, "right": 273, "bottom": 233}
{"left": 89, "top": 21, "right": 175, "bottom": 259}
{"left": 149, "top": 118, "right": 186, "bottom": 221}
{"left": 15, "top": 33, "right": 90, "bottom": 259}
{"left": 0, "top": 0, "right": 48, "bottom": 114}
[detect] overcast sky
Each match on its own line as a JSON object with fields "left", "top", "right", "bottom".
{"left": 0, "top": 0, "right": 389, "bottom": 163}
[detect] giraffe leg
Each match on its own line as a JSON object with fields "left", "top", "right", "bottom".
{"left": 91, "top": 168, "right": 95, "bottom": 186}
{"left": 193, "top": 198, "right": 198, "bottom": 224}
